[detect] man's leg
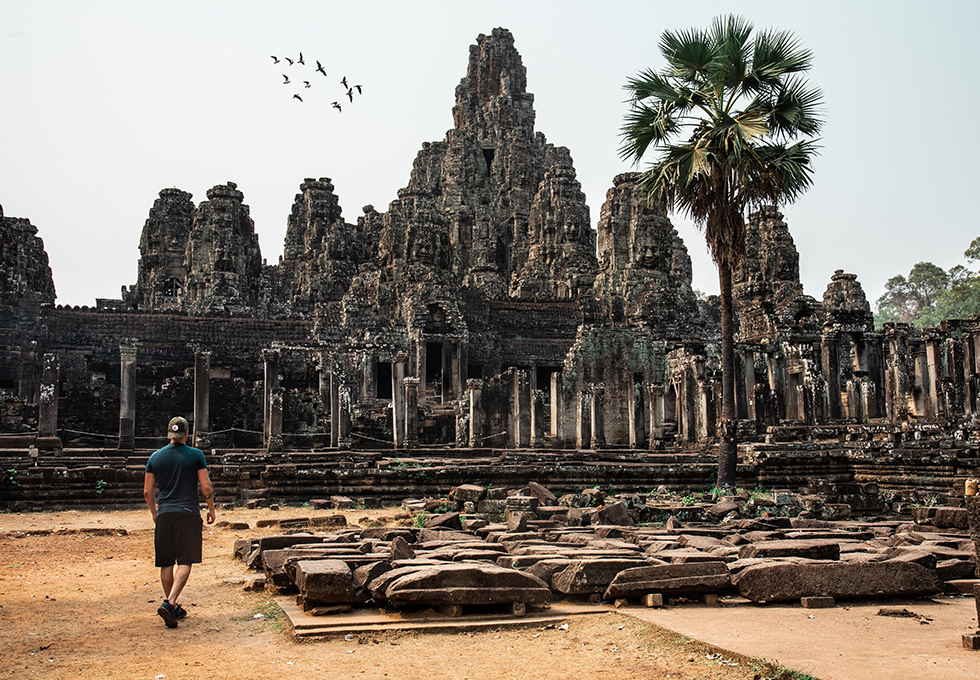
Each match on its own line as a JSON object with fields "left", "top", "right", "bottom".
{"left": 160, "top": 566, "right": 174, "bottom": 599}
{"left": 167, "top": 563, "right": 192, "bottom": 605}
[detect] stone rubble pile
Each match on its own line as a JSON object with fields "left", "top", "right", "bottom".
{"left": 232, "top": 482, "right": 977, "bottom": 616}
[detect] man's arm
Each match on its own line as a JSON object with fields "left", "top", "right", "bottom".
{"left": 143, "top": 472, "right": 157, "bottom": 523}
{"left": 198, "top": 468, "right": 216, "bottom": 524}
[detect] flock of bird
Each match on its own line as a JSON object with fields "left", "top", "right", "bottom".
{"left": 270, "top": 51, "right": 362, "bottom": 112}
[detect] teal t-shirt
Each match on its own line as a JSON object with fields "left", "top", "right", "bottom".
{"left": 145, "top": 442, "right": 208, "bottom": 515}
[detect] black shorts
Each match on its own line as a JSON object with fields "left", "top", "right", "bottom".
{"left": 154, "top": 512, "right": 203, "bottom": 567}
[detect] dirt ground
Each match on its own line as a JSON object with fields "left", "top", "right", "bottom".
{"left": 0, "top": 506, "right": 975, "bottom": 680}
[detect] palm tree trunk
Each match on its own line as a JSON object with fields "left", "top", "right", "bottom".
{"left": 717, "top": 262, "right": 738, "bottom": 488}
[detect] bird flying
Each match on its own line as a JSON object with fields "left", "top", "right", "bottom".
{"left": 316, "top": 61, "right": 326, "bottom": 76}
{"left": 293, "top": 93, "right": 303, "bottom": 102}
{"left": 332, "top": 101, "right": 342, "bottom": 112}
{"left": 340, "top": 76, "right": 348, "bottom": 88}
{"left": 354, "top": 84, "right": 362, "bottom": 94}
{"left": 346, "top": 88, "right": 354, "bottom": 103}
{"left": 270, "top": 55, "right": 279, "bottom": 63}
{"left": 304, "top": 81, "right": 311, "bottom": 88}
{"left": 285, "top": 57, "right": 294, "bottom": 66}
{"left": 282, "top": 74, "right": 290, "bottom": 84}
{"left": 297, "top": 52, "right": 305, "bottom": 65}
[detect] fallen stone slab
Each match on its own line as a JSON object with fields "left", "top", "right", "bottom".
{"left": 359, "top": 527, "right": 416, "bottom": 541}
{"left": 551, "top": 558, "right": 650, "bottom": 595}
{"left": 527, "top": 481, "right": 557, "bottom": 505}
{"left": 294, "top": 559, "right": 358, "bottom": 604}
{"left": 449, "top": 484, "right": 486, "bottom": 503}
{"left": 738, "top": 539, "right": 841, "bottom": 561}
{"left": 603, "top": 561, "right": 732, "bottom": 600}
{"left": 733, "top": 560, "right": 944, "bottom": 602}
{"left": 352, "top": 561, "right": 390, "bottom": 588}
{"left": 657, "top": 549, "right": 736, "bottom": 564}
{"left": 257, "top": 534, "right": 324, "bottom": 553}
{"left": 424, "top": 511, "right": 464, "bottom": 530}
{"left": 376, "top": 563, "right": 552, "bottom": 606}
{"left": 590, "top": 502, "right": 634, "bottom": 527}
{"left": 417, "top": 528, "right": 474, "bottom": 543}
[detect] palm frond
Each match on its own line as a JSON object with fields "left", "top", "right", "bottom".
{"left": 710, "top": 15, "right": 753, "bottom": 93}
{"left": 766, "top": 76, "right": 823, "bottom": 137}
{"left": 619, "top": 101, "right": 681, "bottom": 162}
{"left": 659, "top": 28, "right": 715, "bottom": 81}
{"left": 750, "top": 28, "right": 813, "bottom": 84}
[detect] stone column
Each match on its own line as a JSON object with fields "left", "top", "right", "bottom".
{"left": 628, "top": 374, "right": 645, "bottom": 449}
{"left": 468, "top": 378, "right": 483, "bottom": 448}
{"left": 393, "top": 352, "right": 407, "bottom": 448}
{"left": 963, "top": 334, "right": 976, "bottom": 415}
{"left": 318, "top": 351, "right": 330, "bottom": 432}
{"left": 590, "top": 383, "right": 605, "bottom": 449}
{"left": 865, "top": 334, "right": 886, "bottom": 419}
{"left": 404, "top": 377, "right": 420, "bottom": 449}
{"left": 193, "top": 349, "right": 211, "bottom": 451}
{"left": 362, "top": 352, "right": 376, "bottom": 401}
{"left": 768, "top": 351, "right": 787, "bottom": 420}
{"left": 575, "top": 390, "right": 591, "bottom": 450}
{"left": 267, "top": 387, "right": 283, "bottom": 452}
{"left": 743, "top": 349, "right": 758, "bottom": 421}
{"left": 925, "top": 338, "right": 941, "bottom": 420}
{"left": 455, "top": 342, "right": 468, "bottom": 401}
{"left": 550, "top": 372, "right": 564, "bottom": 442}
{"left": 329, "top": 364, "right": 340, "bottom": 448}
{"left": 38, "top": 353, "right": 59, "bottom": 438}
{"left": 337, "top": 384, "right": 352, "bottom": 450}
{"left": 514, "top": 370, "right": 531, "bottom": 448}
{"left": 646, "top": 383, "right": 665, "bottom": 447}
{"left": 262, "top": 349, "right": 280, "bottom": 444}
{"left": 118, "top": 340, "right": 137, "bottom": 451}
{"left": 530, "top": 389, "right": 546, "bottom": 448}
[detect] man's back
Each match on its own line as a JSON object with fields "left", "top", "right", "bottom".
{"left": 146, "top": 442, "right": 206, "bottom": 515}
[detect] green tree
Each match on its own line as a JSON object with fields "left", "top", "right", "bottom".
{"left": 620, "top": 15, "right": 822, "bottom": 488}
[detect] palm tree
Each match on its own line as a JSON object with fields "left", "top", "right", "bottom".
{"left": 620, "top": 15, "right": 822, "bottom": 488}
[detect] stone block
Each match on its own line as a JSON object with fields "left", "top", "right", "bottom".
{"left": 801, "top": 596, "right": 835, "bottom": 608}
{"left": 707, "top": 499, "right": 739, "bottom": 518}
{"left": 552, "top": 558, "right": 649, "bottom": 595}
{"left": 641, "top": 593, "right": 664, "bottom": 607}
{"left": 374, "top": 563, "right": 551, "bottom": 606}
{"left": 526, "top": 481, "right": 558, "bottom": 505}
{"left": 738, "top": 539, "right": 841, "bottom": 561}
{"left": 733, "top": 561, "right": 943, "bottom": 603}
{"left": 294, "top": 559, "right": 357, "bottom": 604}
{"left": 389, "top": 535, "right": 416, "bottom": 561}
{"left": 604, "top": 561, "right": 732, "bottom": 600}
{"left": 424, "top": 511, "right": 463, "bottom": 530}
{"left": 962, "top": 634, "right": 980, "bottom": 651}
{"left": 591, "top": 502, "right": 634, "bottom": 527}
{"left": 449, "top": 484, "right": 486, "bottom": 503}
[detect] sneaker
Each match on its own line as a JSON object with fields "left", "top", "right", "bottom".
{"left": 174, "top": 603, "right": 187, "bottom": 620}
{"left": 157, "top": 600, "right": 178, "bottom": 628}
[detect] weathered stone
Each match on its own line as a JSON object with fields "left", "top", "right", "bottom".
{"left": 376, "top": 563, "right": 551, "bottom": 605}
{"left": 389, "top": 535, "right": 416, "bottom": 561}
{"left": 603, "top": 561, "right": 732, "bottom": 599}
{"left": 424, "top": 511, "right": 464, "bottom": 530}
{"left": 551, "top": 558, "right": 650, "bottom": 595}
{"left": 590, "top": 502, "right": 634, "bottom": 527}
{"left": 707, "top": 499, "right": 740, "bottom": 518}
{"left": 733, "top": 561, "right": 944, "bottom": 603}
{"left": 449, "top": 484, "right": 486, "bottom": 503}
{"left": 293, "top": 559, "right": 357, "bottom": 604}
{"left": 352, "top": 561, "right": 391, "bottom": 588}
{"left": 738, "top": 539, "right": 841, "bottom": 561}
{"left": 526, "top": 482, "right": 558, "bottom": 505}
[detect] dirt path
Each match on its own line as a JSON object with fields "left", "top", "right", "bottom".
{"left": 1, "top": 507, "right": 974, "bottom": 679}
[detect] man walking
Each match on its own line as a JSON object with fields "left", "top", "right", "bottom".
{"left": 143, "top": 416, "right": 216, "bottom": 628}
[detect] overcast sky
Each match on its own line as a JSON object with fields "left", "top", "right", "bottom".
{"left": 2, "top": 1, "right": 978, "bottom": 308}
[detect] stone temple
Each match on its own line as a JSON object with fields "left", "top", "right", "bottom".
{"left": 0, "top": 28, "right": 978, "bottom": 509}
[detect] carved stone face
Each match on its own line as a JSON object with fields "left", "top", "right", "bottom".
{"left": 633, "top": 236, "right": 659, "bottom": 270}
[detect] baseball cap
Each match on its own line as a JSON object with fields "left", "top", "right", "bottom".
{"left": 167, "top": 416, "right": 189, "bottom": 439}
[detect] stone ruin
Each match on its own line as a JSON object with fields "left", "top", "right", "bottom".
{"left": 0, "top": 27, "right": 978, "bottom": 549}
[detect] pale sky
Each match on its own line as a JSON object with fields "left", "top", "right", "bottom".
{"left": 2, "top": 1, "right": 978, "bottom": 308}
